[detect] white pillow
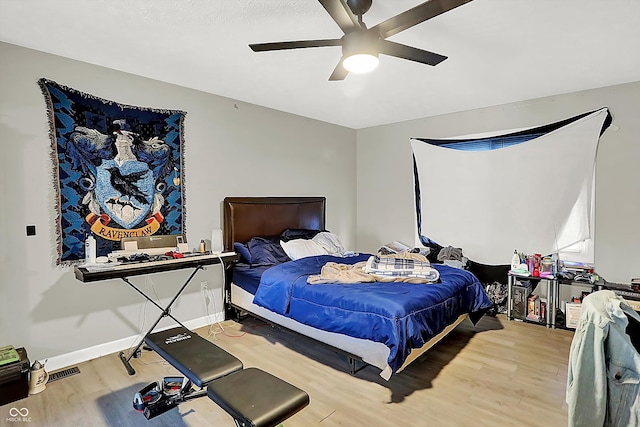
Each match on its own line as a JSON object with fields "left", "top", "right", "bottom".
{"left": 312, "top": 232, "right": 345, "bottom": 255}
{"left": 280, "top": 239, "right": 328, "bottom": 260}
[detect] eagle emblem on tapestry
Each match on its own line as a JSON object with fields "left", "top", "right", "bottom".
{"left": 39, "top": 79, "right": 186, "bottom": 265}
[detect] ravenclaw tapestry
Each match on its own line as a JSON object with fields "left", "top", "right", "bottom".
{"left": 39, "top": 79, "right": 186, "bottom": 265}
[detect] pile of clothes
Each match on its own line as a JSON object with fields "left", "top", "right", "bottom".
{"left": 484, "top": 281, "right": 508, "bottom": 316}
{"left": 307, "top": 250, "right": 440, "bottom": 285}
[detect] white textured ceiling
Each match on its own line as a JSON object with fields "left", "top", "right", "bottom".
{"left": 1, "top": 0, "right": 639, "bottom": 129}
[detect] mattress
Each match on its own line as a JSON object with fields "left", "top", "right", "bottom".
{"left": 233, "top": 254, "right": 492, "bottom": 375}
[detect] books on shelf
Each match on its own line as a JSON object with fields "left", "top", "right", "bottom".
{"left": 0, "top": 345, "right": 20, "bottom": 366}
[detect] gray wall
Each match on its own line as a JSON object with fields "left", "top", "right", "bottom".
{"left": 0, "top": 42, "right": 356, "bottom": 368}
{"left": 356, "top": 81, "right": 640, "bottom": 284}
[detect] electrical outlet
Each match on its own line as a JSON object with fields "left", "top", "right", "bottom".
{"left": 200, "top": 281, "right": 208, "bottom": 292}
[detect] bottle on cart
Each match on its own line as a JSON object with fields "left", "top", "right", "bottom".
{"left": 85, "top": 234, "right": 97, "bottom": 264}
{"left": 511, "top": 250, "right": 520, "bottom": 270}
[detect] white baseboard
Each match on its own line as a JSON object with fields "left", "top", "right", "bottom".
{"left": 45, "top": 312, "right": 225, "bottom": 373}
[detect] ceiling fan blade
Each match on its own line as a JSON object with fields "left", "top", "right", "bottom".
{"left": 329, "top": 58, "right": 349, "bottom": 81}
{"left": 378, "top": 40, "right": 447, "bottom": 66}
{"left": 249, "top": 39, "right": 342, "bottom": 52}
{"left": 371, "top": 0, "right": 474, "bottom": 39}
{"left": 318, "top": 0, "right": 361, "bottom": 33}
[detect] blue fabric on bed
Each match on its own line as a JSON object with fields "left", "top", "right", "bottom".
{"left": 234, "top": 242, "right": 253, "bottom": 264}
{"left": 246, "top": 237, "right": 290, "bottom": 266}
{"left": 235, "top": 230, "right": 322, "bottom": 265}
{"left": 252, "top": 254, "right": 492, "bottom": 373}
{"left": 232, "top": 263, "right": 271, "bottom": 295}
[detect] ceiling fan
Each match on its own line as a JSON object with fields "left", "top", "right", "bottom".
{"left": 249, "top": 0, "right": 474, "bottom": 81}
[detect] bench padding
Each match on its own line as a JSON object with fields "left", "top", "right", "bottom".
{"left": 207, "top": 367, "right": 309, "bottom": 427}
{"left": 144, "top": 326, "right": 242, "bottom": 387}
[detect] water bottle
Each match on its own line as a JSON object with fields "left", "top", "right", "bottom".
{"left": 85, "top": 234, "right": 97, "bottom": 264}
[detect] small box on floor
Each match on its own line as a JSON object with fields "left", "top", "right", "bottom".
{"left": 0, "top": 347, "right": 30, "bottom": 406}
{"left": 565, "top": 303, "right": 583, "bottom": 329}
{"left": 527, "top": 295, "right": 542, "bottom": 322}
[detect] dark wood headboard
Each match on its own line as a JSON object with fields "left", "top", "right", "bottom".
{"left": 223, "top": 197, "right": 326, "bottom": 250}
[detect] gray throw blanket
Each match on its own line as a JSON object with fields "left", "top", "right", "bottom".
{"left": 437, "top": 246, "right": 464, "bottom": 261}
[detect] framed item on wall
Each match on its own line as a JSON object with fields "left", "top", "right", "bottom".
{"left": 39, "top": 79, "right": 187, "bottom": 265}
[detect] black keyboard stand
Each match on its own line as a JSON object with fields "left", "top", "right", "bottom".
{"left": 74, "top": 253, "right": 240, "bottom": 375}
{"left": 118, "top": 266, "right": 202, "bottom": 375}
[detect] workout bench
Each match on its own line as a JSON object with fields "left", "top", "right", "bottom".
{"left": 135, "top": 326, "right": 309, "bottom": 426}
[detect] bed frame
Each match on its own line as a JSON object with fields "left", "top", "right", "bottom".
{"left": 222, "top": 196, "right": 466, "bottom": 379}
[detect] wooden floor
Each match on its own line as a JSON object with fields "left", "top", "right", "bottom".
{"left": 5, "top": 315, "right": 575, "bottom": 427}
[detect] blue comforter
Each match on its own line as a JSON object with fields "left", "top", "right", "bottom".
{"left": 253, "top": 254, "right": 492, "bottom": 372}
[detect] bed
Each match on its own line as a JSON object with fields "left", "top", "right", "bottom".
{"left": 223, "top": 196, "right": 492, "bottom": 380}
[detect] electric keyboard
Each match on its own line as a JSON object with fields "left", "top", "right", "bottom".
{"left": 74, "top": 252, "right": 238, "bottom": 283}
{"left": 603, "top": 283, "right": 640, "bottom": 312}
{"left": 85, "top": 252, "right": 235, "bottom": 272}
{"left": 611, "top": 288, "right": 640, "bottom": 299}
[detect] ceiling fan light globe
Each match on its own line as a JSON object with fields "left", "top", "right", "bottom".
{"left": 343, "top": 53, "right": 379, "bottom": 74}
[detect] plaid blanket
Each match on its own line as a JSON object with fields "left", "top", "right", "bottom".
{"left": 364, "top": 255, "right": 440, "bottom": 282}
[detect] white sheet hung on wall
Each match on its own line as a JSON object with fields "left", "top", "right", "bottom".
{"left": 411, "top": 107, "right": 612, "bottom": 265}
